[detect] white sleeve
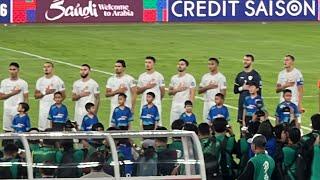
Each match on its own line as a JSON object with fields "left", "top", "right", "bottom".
{"left": 35, "top": 79, "right": 41, "bottom": 91}
{"left": 72, "top": 81, "right": 77, "bottom": 93}
{"left": 57, "top": 77, "right": 65, "bottom": 91}
{"left": 22, "top": 81, "right": 29, "bottom": 94}
{"left": 199, "top": 75, "right": 205, "bottom": 87}
{"left": 297, "top": 70, "right": 304, "bottom": 86}
{"left": 137, "top": 75, "right": 143, "bottom": 88}
{"left": 169, "top": 76, "right": 174, "bottom": 88}
{"left": 276, "top": 72, "right": 282, "bottom": 84}
{"left": 129, "top": 76, "right": 136, "bottom": 88}
{"left": 106, "top": 78, "right": 112, "bottom": 89}
{"left": 0, "top": 80, "right": 4, "bottom": 93}
{"left": 159, "top": 74, "right": 165, "bottom": 87}
{"left": 220, "top": 75, "right": 227, "bottom": 89}
{"left": 93, "top": 82, "right": 100, "bottom": 94}
{"left": 190, "top": 75, "right": 196, "bottom": 88}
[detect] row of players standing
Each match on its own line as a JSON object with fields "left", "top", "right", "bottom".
{"left": 0, "top": 54, "right": 304, "bottom": 131}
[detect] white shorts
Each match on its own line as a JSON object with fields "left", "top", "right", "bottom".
{"left": 170, "top": 103, "right": 184, "bottom": 125}
{"left": 203, "top": 101, "right": 216, "bottom": 122}
{"left": 38, "top": 105, "right": 51, "bottom": 131}
{"left": 74, "top": 108, "right": 87, "bottom": 129}
{"left": 109, "top": 104, "right": 117, "bottom": 127}
{"left": 3, "top": 107, "right": 17, "bottom": 131}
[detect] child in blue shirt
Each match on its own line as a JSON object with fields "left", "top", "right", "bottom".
{"left": 140, "top": 92, "right": 160, "bottom": 130}
{"left": 208, "top": 93, "right": 229, "bottom": 126}
{"left": 111, "top": 93, "right": 133, "bottom": 130}
{"left": 179, "top": 100, "right": 197, "bottom": 124}
{"left": 81, "top": 102, "right": 99, "bottom": 131}
{"left": 48, "top": 92, "right": 68, "bottom": 131}
{"left": 243, "top": 82, "right": 266, "bottom": 127}
{"left": 12, "top": 102, "right": 31, "bottom": 133}
{"left": 275, "top": 89, "right": 300, "bottom": 125}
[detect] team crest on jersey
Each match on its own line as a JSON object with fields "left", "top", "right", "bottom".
{"left": 248, "top": 76, "right": 253, "bottom": 81}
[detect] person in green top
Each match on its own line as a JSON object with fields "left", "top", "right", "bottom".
{"left": 301, "top": 113, "right": 320, "bottom": 179}
{"left": 282, "top": 127, "right": 301, "bottom": 180}
{"left": 311, "top": 135, "right": 320, "bottom": 180}
{"left": 198, "top": 122, "right": 221, "bottom": 180}
{"left": 168, "top": 119, "right": 184, "bottom": 158}
{"left": 0, "top": 143, "right": 26, "bottom": 179}
{"left": 212, "top": 117, "right": 237, "bottom": 180}
{"left": 32, "top": 134, "right": 58, "bottom": 178}
{"left": 238, "top": 134, "right": 275, "bottom": 180}
{"left": 55, "top": 139, "right": 84, "bottom": 178}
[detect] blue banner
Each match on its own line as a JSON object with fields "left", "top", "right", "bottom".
{"left": 0, "top": 0, "right": 10, "bottom": 23}
{"left": 168, "top": 0, "right": 319, "bottom": 21}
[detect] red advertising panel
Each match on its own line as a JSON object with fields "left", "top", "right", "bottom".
{"left": 36, "top": 0, "right": 143, "bottom": 23}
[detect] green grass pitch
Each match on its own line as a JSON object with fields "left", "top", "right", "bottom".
{"left": 0, "top": 22, "right": 319, "bottom": 136}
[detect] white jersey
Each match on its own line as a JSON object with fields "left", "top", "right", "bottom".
{"left": 169, "top": 73, "right": 196, "bottom": 104}
{"left": 277, "top": 68, "right": 303, "bottom": 104}
{"left": 169, "top": 73, "right": 196, "bottom": 123}
{"left": 106, "top": 74, "right": 136, "bottom": 108}
{"left": 0, "top": 78, "right": 28, "bottom": 109}
{"left": 106, "top": 74, "right": 136, "bottom": 126}
{"left": 72, "top": 78, "right": 100, "bottom": 125}
{"left": 0, "top": 78, "right": 28, "bottom": 131}
{"left": 36, "top": 75, "right": 65, "bottom": 130}
{"left": 199, "top": 72, "right": 227, "bottom": 102}
{"left": 138, "top": 71, "right": 165, "bottom": 124}
{"left": 138, "top": 71, "right": 165, "bottom": 107}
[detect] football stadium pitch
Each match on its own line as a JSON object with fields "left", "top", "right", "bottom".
{"left": 0, "top": 22, "right": 319, "bottom": 136}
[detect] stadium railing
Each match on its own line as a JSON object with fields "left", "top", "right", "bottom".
{"left": 0, "top": 131, "right": 206, "bottom": 180}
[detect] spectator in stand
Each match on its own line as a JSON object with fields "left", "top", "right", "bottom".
{"left": 81, "top": 152, "right": 112, "bottom": 178}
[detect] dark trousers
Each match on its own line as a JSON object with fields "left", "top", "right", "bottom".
{"left": 143, "top": 124, "right": 155, "bottom": 130}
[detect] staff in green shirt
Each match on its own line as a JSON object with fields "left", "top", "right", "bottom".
{"left": 238, "top": 134, "right": 275, "bottom": 180}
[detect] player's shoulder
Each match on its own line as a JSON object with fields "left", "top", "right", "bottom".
{"left": 154, "top": 71, "right": 164, "bottom": 78}
{"left": 17, "top": 78, "right": 28, "bottom": 84}
{"left": 89, "top": 78, "right": 98, "bottom": 84}
{"left": 124, "top": 74, "right": 135, "bottom": 80}
{"left": 52, "top": 75, "right": 64, "bottom": 82}
{"left": 293, "top": 68, "right": 303, "bottom": 75}
{"left": 186, "top": 73, "right": 196, "bottom": 79}
{"left": 0, "top": 78, "right": 10, "bottom": 83}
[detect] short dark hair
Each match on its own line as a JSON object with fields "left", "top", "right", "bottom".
{"left": 45, "top": 62, "right": 54, "bottom": 67}
{"left": 257, "top": 120, "right": 274, "bottom": 140}
{"left": 116, "top": 59, "right": 126, "bottom": 67}
{"left": 89, "top": 152, "right": 105, "bottom": 171}
{"left": 54, "top": 91, "right": 62, "bottom": 97}
{"left": 198, "top": 123, "right": 210, "bottom": 136}
{"left": 208, "top": 57, "right": 219, "bottom": 65}
{"left": 9, "top": 62, "right": 20, "bottom": 69}
{"left": 85, "top": 102, "right": 95, "bottom": 111}
{"left": 311, "top": 113, "right": 320, "bottom": 130}
{"left": 215, "top": 93, "right": 225, "bottom": 100}
{"left": 274, "top": 124, "right": 285, "bottom": 140}
{"left": 283, "top": 89, "right": 292, "bottom": 95}
{"left": 4, "top": 143, "right": 18, "bottom": 156}
{"left": 183, "top": 123, "right": 198, "bottom": 135}
{"left": 156, "top": 126, "right": 168, "bottom": 143}
{"left": 82, "top": 64, "right": 91, "bottom": 70}
{"left": 245, "top": 54, "right": 255, "bottom": 62}
{"left": 179, "top": 59, "right": 189, "bottom": 66}
{"left": 171, "top": 119, "right": 184, "bottom": 130}
{"left": 184, "top": 100, "right": 193, "bottom": 107}
{"left": 288, "top": 127, "right": 301, "bottom": 144}
{"left": 146, "top": 92, "right": 155, "bottom": 99}
{"left": 145, "top": 56, "right": 156, "bottom": 63}
{"left": 92, "top": 123, "right": 104, "bottom": 131}
{"left": 212, "top": 118, "right": 228, "bottom": 133}
{"left": 118, "top": 93, "right": 127, "bottom": 99}
{"left": 285, "top": 54, "right": 295, "bottom": 61}
{"left": 19, "top": 102, "right": 29, "bottom": 112}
